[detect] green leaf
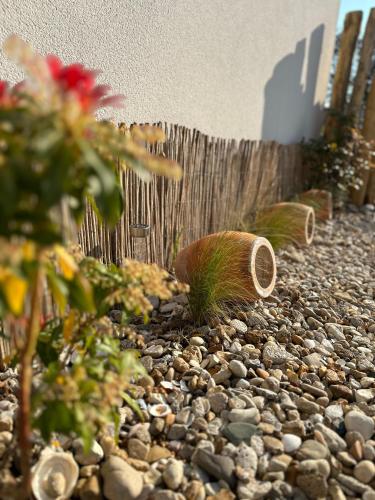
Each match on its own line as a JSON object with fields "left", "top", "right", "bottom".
{"left": 68, "top": 274, "right": 95, "bottom": 313}
{"left": 32, "top": 129, "right": 63, "bottom": 153}
{"left": 34, "top": 401, "right": 76, "bottom": 441}
{"left": 37, "top": 336, "right": 60, "bottom": 365}
{"left": 121, "top": 391, "right": 144, "bottom": 422}
{"left": 86, "top": 194, "right": 103, "bottom": 225}
{"left": 94, "top": 182, "right": 123, "bottom": 228}
{"left": 78, "top": 140, "right": 123, "bottom": 226}
{"left": 113, "top": 410, "right": 120, "bottom": 442}
{"left": 46, "top": 268, "right": 69, "bottom": 314}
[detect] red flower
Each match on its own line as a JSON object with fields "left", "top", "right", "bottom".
{"left": 46, "top": 55, "right": 123, "bottom": 112}
{"left": 0, "top": 81, "right": 9, "bottom": 104}
{"left": 0, "top": 80, "right": 17, "bottom": 107}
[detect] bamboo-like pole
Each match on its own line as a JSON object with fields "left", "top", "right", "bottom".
{"left": 348, "top": 8, "right": 375, "bottom": 123}
{"left": 325, "top": 11, "right": 362, "bottom": 141}
{"left": 330, "top": 11, "right": 363, "bottom": 112}
{"left": 351, "top": 75, "right": 375, "bottom": 205}
{"left": 364, "top": 77, "right": 375, "bottom": 203}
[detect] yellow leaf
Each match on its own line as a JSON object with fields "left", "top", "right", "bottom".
{"left": 47, "top": 272, "right": 67, "bottom": 315}
{"left": 22, "top": 241, "right": 36, "bottom": 261}
{"left": 50, "top": 283, "right": 67, "bottom": 315}
{"left": 63, "top": 310, "right": 76, "bottom": 343}
{"left": 0, "top": 266, "right": 8, "bottom": 281}
{"left": 2, "top": 273, "right": 28, "bottom": 315}
{"left": 55, "top": 245, "right": 78, "bottom": 280}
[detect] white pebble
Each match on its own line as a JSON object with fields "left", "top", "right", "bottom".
{"left": 282, "top": 434, "right": 302, "bottom": 453}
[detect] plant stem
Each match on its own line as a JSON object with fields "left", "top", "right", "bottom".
{"left": 19, "top": 257, "right": 44, "bottom": 498}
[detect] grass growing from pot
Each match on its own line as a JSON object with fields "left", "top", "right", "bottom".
{"left": 294, "top": 192, "right": 331, "bottom": 220}
{"left": 187, "top": 233, "right": 261, "bottom": 322}
{"left": 244, "top": 207, "right": 305, "bottom": 250}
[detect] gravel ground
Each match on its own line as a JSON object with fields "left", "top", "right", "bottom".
{"left": 0, "top": 207, "right": 374, "bottom": 500}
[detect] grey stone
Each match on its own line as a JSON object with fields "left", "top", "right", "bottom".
{"left": 345, "top": 411, "right": 374, "bottom": 440}
{"left": 163, "top": 459, "right": 184, "bottom": 490}
{"left": 296, "top": 473, "right": 328, "bottom": 499}
{"left": 143, "top": 345, "right": 164, "bottom": 358}
{"left": 296, "top": 397, "right": 320, "bottom": 414}
{"left": 192, "top": 448, "right": 236, "bottom": 487}
{"left": 302, "top": 353, "right": 322, "bottom": 368}
{"left": 101, "top": 456, "right": 143, "bottom": 500}
{"left": 263, "top": 341, "right": 293, "bottom": 365}
{"left": 228, "top": 408, "right": 260, "bottom": 424}
{"left": 190, "top": 337, "right": 205, "bottom": 346}
{"left": 208, "top": 392, "right": 229, "bottom": 414}
{"left": 153, "top": 490, "right": 184, "bottom": 500}
{"left": 297, "top": 440, "right": 330, "bottom": 460}
{"left": 160, "top": 302, "right": 178, "bottom": 313}
{"left": 192, "top": 397, "right": 210, "bottom": 417}
{"left": 356, "top": 389, "right": 375, "bottom": 404}
{"left": 353, "top": 460, "right": 375, "bottom": 484}
{"left": 223, "top": 423, "right": 260, "bottom": 445}
{"left": 213, "top": 368, "right": 232, "bottom": 384}
{"left": 73, "top": 439, "right": 104, "bottom": 466}
{"left": 237, "top": 478, "right": 272, "bottom": 499}
{"left": 324, "top": 404, "right": 344, "bottom": 421}
{"left": 229, "top": 359, "right": 247, "bottom": 378}
{"left": 127, "top": 438, "right": 150, "bottom": 461}
{"left": 268, "top": 454, "right": 292, "bottom": 472}
{"left": 235, "top": 442, "right": 258, "bottom": 471}
{"left": 230, "top": 319, "right": 247, "bottom": 333}
{"left": 315, "top": 423, "right": 346, "bottom": 453}
{"left": 325, "top": 323, "right": 345, "bottom": 341}
{"left": 184, "top": 480, "right": 205, "bottom": 500}
{"left": 337, "top": 473, "right": 372, "bottom": 494}
{"left": 298, "top": 459, "right": 330, "bottom": 478}
{"left": 168, "top": 424, "right": 187, "bottom": 440}
{"left": 0, "top": 414, "right": 13, "bottom": 433}
{"left": 363, "top": 491, "right": 375, "bottom": 500}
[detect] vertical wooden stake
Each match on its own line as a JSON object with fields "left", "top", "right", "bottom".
{"left": 351, "top": 73, "right": 375, "bottom": 206}
{"left": 364, "top": 77, "right": 375, "bottom": 203}
{"left": 348, "top": 8, "right": 375, "bottom": 123}
{"left": 325, "top": 11, "right": 362, "bottom": 140}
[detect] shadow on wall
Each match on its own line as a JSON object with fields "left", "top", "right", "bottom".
{"left": 261, "top": 24, "right": 325, "bottom": 144}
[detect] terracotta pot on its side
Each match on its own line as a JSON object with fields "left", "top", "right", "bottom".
{"left": 256, "top": 202, "right": 315, "bottom": 246}
{"left": 174, "top": 231, "right": 277, "bottom": 301}
{"left": 297, "top": 189, "right": 333, "bottom": 221}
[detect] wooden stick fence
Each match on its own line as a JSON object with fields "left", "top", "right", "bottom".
{"left": 78, "top": 123, "right": 304, "bottom": 269}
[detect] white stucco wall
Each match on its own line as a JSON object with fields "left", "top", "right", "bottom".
{"left": 0, "top": 0, "right": 339, "bottom": 143}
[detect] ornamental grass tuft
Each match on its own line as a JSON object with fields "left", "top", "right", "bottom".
{"left": 186, "top": 233, "right": 263, "bottom": 322}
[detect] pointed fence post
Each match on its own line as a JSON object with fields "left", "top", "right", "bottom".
{"left": 349, "top": 9, "right": 375, "bottom": 205}
{"left": 330, "top": 11, "right": 363, "bottom": 112}
{"left": 325, "top": 11, "right": 362, "bottom": 140}
{"left": 348, "top": 8, "right": 375, "bottom": 123}
{"left": 364, "top": 78, "right": 375, "bottom": 203}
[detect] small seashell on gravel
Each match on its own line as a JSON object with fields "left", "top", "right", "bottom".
{"left": 149, "top": 404, "right": 172, "bottom": 417}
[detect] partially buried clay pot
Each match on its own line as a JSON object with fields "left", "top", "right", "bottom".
{"left": 256, "top": 202, "right": 315, "bottom": 246}
{"left": 174, "top": 231, "right": 276, "bottom": 300}
{"left": 297, "top": 189, "right": 333, "bottom": 221}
